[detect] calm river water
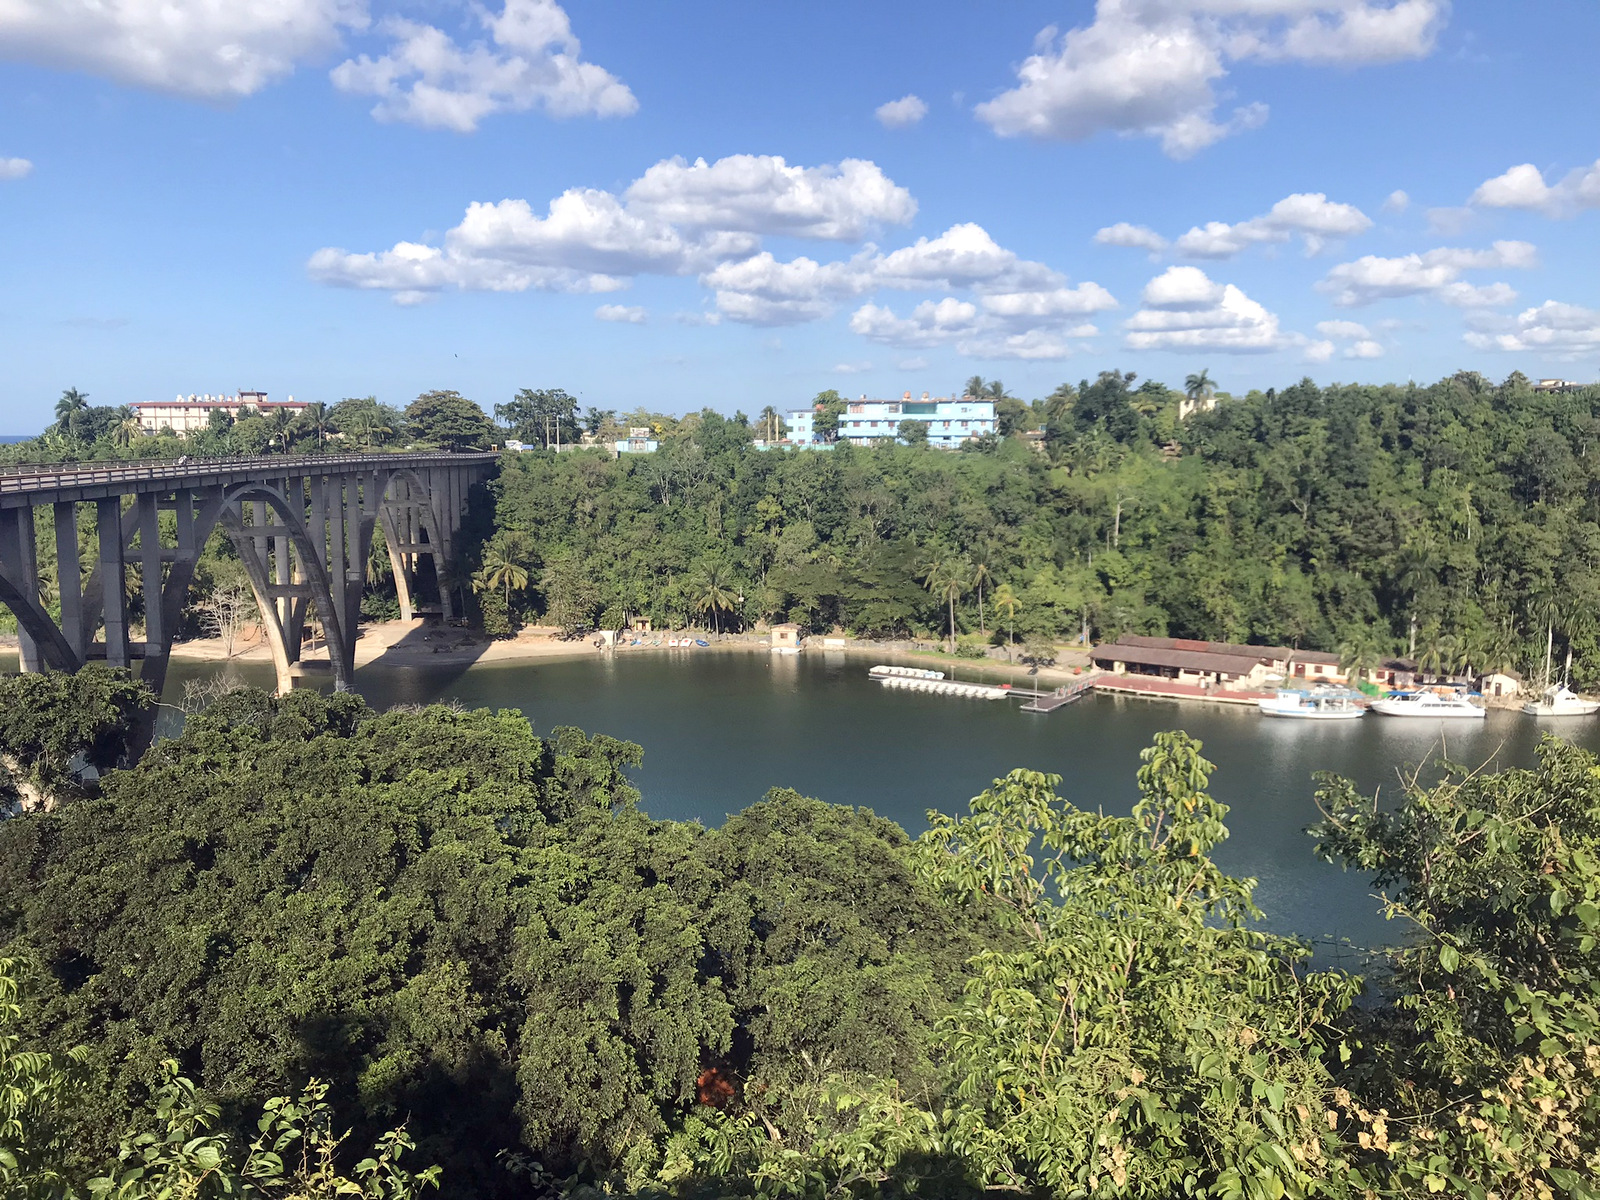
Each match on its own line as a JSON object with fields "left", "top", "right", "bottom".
{"left": 150, "top": 649, "right": 1600, "bottom": 960}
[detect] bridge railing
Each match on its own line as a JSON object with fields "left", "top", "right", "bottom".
{"left": 0, "top": 451, "right": 500, "bottom": 494}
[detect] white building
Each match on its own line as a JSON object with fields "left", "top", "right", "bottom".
{"left": 132, "top": 392, "right": 306, "bottom": 437}
{"left": 786, "top": 392, "right": 997, "bottom": 449}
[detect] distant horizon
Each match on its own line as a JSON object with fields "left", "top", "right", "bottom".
{"left": 3, "top": 4, "right": 1600, "bottom": 428}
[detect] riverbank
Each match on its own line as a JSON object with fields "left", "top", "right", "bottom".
{"left": 162, "top": 621, "right": 1095, "bottom": 686}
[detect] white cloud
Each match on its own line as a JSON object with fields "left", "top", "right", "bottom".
{"left": 330, "top": 0, "right": 635, "bottom": 132}
{"left": 1126, "top": 266, "right": 1289, "bottom": 352}
{"left": 1315, "top": 318, "right": 1384, "bottom": 357}
{"left": 1174, "top": 192, "right": 1372, "bottom": 258}
{"left": 961, "top": 328, "right": 1099, "bottom": 361}
{"left": 1469, "top": 158, "right": 1600, "bottom": 218}
{"left": 872, "top": 223, "right": 1051, "bottom": 290}
{"left": 1316, "top": 319, "right": 1371, "bottom": 339}
{"left": 1317, "top": 240, "right": 1536, "bottom": 306}
{"left": 979, "top": 284, "right": 1117, "bottom": 320}
{"left": 625, "top": 155, "right": 915, "bottom": 240}
{"left": 310, "top": 152, "right": 917, "bottom": 304}
{"left": 975, "top": 1, "right": 1446, "bottom": 157}
{"left": 1094, "top": 222, "right": 1167, "bottom": 252}
{"left": 875, "top": 94, "right": 928, "bottom": 129}
{"left": 1464, "top": 300, "right": 1600, "bottom": 359}
{"left": 851, "top": 299, "right": 981, "bottom": 347}
{"left": 1383, "top": 189, "right": 1410, "bottom": 212}
{"left": 595, "top": 303, "right": 646, "bottom": 323}
{"left": 0, "top": 156, "right": 32, "bottom": 180}
{"left": 832, "top": 361, "right": 874, "bottom": 374}
{"left": 0, "top": 0, "right": 363, "bottom": 99}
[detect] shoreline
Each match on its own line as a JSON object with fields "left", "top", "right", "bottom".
{"left": 156, "top": 620, "right": 1093, "bottom": 687}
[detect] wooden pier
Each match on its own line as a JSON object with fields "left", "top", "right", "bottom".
{"left": 1018, "top": 673, "right": 1103, "bottom": 712}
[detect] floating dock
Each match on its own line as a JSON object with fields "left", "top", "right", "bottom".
{"left": 868, "top": 664, "right": 946, "bottom": 680}
{"left": 1019, "top": 674, "right": 1102, "bottom": 712}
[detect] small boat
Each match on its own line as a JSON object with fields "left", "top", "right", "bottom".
{"left": 1522, "top": 683, "right": 1600, "bottom": 717}
{"left": 1257, "top": 688, "right": 1365, "bottom": 720}
{"left": 868, "top": 665, "right": 945, "bottom": 680}
{"left": 1369, "top": 690, "right": 1486, "bottom": 719}
{"left": 695, "top": 639, "right": 709, "bottom": 647}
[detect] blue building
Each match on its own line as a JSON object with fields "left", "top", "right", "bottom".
{"left": 786, "top": 392, "right": 997, "bottom": 449}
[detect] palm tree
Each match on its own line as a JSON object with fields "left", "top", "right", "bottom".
{"left": 54, "top": 387, "right": 89, "bottom": 439}
{"left": 475, "top": 547, "right": 530, "bottom": 608}
{"left": 1182, "top": 370, "right": 1214, "bottom": 418}
{"left": 970, "top": 560, "right": 992, "bottom": 637}
{"left": 266, "top": 407, "right": 297, "bottom": 454}
{"left": 111, "top": 412, "right": 142, "bottom": 449}
{"left": 691, "top": 565, "right": 739, "bottom": 634}
{"left": 297, "top": 401, "right": 334, "bottom": 451}
{"left": 1338, "top": 630, "right": 1383, "bottom": 687}
{"left": 920, "top": 557, "right": 968, "bottom": 652}
{"left": 992, "top": 582, "right": 1020, "bottom": 662}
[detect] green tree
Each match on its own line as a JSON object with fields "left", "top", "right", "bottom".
{"left": 406, "top": 390, "right": 494, "bottom": 451}
{"left": 992, "top": 581, "right": 1020, "bottom": 661}
{"left": 690, "top": 565, "right": 739, "bottom": 634}
{"left": 495, "top": 388, "right": 579, "bottom": 449}
{"left": 1183, "top": 368, "right": 1215, "bottom": 416}
{"left": 810, "top": 390, "right": 846, "bottom": 443}
{"left": 52, "top": 388, "right": 89, "bottom": 440}
{"left": 919, "top": 556, "right": 968, "bottom": 652}
{"left": 296, "top": 400, "right": 334, "bottom": 451}
{"left": 896, "top": 418, "right": 929, "bottom": 447}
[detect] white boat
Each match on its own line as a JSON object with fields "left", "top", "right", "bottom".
{"left": 1522, "top": 684, "right": 1600, "bottom": 717}
{"left": 1369, "top": 691, "right": 1486, "bottom": 719}
{"left": 1257, "top": 688, "right": 1365, "bottom": 719}
{"left": 868, "top": 665, "right": 945, "bottom": 680}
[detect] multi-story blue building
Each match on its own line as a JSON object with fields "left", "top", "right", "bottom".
{"left": 785, "top": 392, "right": 997, "bottom": 449}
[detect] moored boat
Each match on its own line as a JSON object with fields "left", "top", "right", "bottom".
{"left": 1522, "top": 683, "right": 1600, "bottom": 717}
{"left": 1257, "top": 688, "right": 1365, "bottom": 719}
{"left": 1369, "top": 690, "right": 1485, "bottom": 719}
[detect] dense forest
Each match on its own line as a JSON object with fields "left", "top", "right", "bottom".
{"left": 14, "top": 370, "right": 1600, "bottom": 683}
{"left": 1, "top": 671, "right": 1598, "bottom": 1197}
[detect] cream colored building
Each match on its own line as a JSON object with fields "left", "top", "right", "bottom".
{"left": 133, "top": 392, "right": 305, "bottom": 437}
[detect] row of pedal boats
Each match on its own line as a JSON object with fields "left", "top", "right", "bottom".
{"left": 1258, "top": 683, "right": 1600, "bottom": 720}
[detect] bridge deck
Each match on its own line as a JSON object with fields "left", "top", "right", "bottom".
{"left": 0, "top": 451, "right": 501, "bottom": 508}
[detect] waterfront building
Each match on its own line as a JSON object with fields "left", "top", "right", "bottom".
{"left": 132, "top": 392, "right": 305, "bottom": 437}
{"left": 785, "top": 392, "right": 997, "bottom": 449}
{"left": 1090, "top": 636, "right": 1287, "bottom": 691}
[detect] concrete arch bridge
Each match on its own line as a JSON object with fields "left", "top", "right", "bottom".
{"left": 0, "top": 452, "right": 498, "bottom": 703}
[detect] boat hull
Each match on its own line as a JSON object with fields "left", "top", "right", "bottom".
{"left": 1369, "top": 698, "right": 1485, "bottom": 718}
{"left": 1523, "top": 702, "right": 1600, "bottom": 717}
{"left": 1258, "top": 705, "right": 1364, "bottom": 719}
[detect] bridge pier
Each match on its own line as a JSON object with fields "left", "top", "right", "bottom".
{"left": 0, "top": 453, "right": 496, "bottom": 752}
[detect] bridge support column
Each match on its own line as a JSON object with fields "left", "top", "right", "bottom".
{"left": 97, "top": 499, "right": 128, "bottom": 668}
{"left": 53, "top": 502, "right": 83, "bottom": 659}
{"left": 0, "top": 507, "right": 41, "bottom": 672}
{"left": 137, "top": 494, "right": 163, "bottom": 654}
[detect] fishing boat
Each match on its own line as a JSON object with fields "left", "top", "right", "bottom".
{"left": 1369, "top": 690, "right": 1486, "bottom": 719}
{"left": 1521, "top": 683, "right": 1600, "bottom": 717}
{"left": 1257, "top": 688, "right": 1365, "bottom": 720}
{"left": 695, "top": 639, "right": 709, "bottom": 647}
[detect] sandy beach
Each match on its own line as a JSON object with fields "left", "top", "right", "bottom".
{"left": 163, "top": 618, "right": 1092, "bottom": 685}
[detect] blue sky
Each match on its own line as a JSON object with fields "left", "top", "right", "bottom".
{"left": 2, "top": 0, "right": 1599, "bottom": 429}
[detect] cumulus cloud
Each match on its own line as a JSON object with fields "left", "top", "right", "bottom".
{"left": 310, "top": 152, "right": 915, "bottom": 304}
{"left": 595, "top": 303, "right": 646, "bottom": 323}
{"left": 1173, "top": 192, "right": 1372, "bottom": 257}
{"left": 1315, "top": 318, "right": 1384, "bottom": 357}
{"left": 1464, "top": 301, "right": 1600, "bottom": 359}
{"left": 625, "top": 155, "right": 915, "bottom": 240}
{"left": 1125, "top": 265, "right": 1289, "bottom": 352}
{"left": 0, "top": 156, "right": 32, "bottom": 180}
{"left": 851, "top": 299, "right": 981, "bottom": 347}
{"left": 975, "top": 0, "right": 1446, "bottom": 157}
{"left": 1094, "top": 222, "right": 1167, "bottom": 252}
{"left": 1383, "top": 189, "right": 1410, "bottom": 212}
{"left": 1317, "top": 240, "right": 1535, "bottom": 306}
{"left": 0, "top": 0, "right": 363, "bottom": 99}
{"left": 875, "top": 94, "right": 928, "bottom": 128}
{"left": 1469, "top": 158, "right": 1600, "bottom": 218}
{"left": 331, "top": 0, "right": 635, "bottom": 131}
